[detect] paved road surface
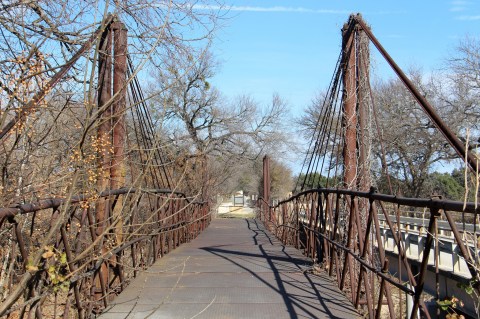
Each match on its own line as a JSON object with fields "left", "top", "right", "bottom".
{"left": 98, "top": 218, "right": 359, "bottom": 319}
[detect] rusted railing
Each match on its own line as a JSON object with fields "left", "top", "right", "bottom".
{"left": 0, "top": 187, "right": 211, "bottom": 318}
{"left": 258, "top": 188, "right": 479, "bottom": 319}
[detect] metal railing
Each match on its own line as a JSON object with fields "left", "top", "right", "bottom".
{"left": 258, "top": 188, "right": 479, "bottom": 319}
{"left": 0, "top": 187, "right": 211, "bottom": 318}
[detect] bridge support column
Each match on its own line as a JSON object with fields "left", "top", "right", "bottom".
{"left": 94, "top": 23, "right": 113, "bottom": 309}
{"left": 356, "top": 20, "right": 371, "bottom": 193}
{"left": 262, "top": 155, "right": 271, "bottom": 223}
{"left": 341, "top": 19, "right": 357, "bottom": 190}
{"left": 111, "top": 22, "right": 128, "bottom": 244}
{"left": 341, "top": 15, "right": 372, "bottom": 192}
{"left": 341, "top": 21, "right": 360, "bottom": 308}
{"left": 94, "top": 18, "right": 128, "bottom": 308}
{"left": 341, "top": 15, "right": 374, "bottom": 317}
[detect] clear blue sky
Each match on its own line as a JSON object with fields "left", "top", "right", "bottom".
{"left": 204, "top": 1, "right": 480, "bottom": 172}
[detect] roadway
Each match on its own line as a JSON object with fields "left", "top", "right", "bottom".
{"left": 98, "top": 218, "right": 359, "bottom": 319}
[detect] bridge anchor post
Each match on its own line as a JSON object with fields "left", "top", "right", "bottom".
{"left": 93, "top": 17, "right": 128, "bottom": 309}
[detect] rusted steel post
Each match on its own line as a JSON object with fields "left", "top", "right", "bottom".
{"left": 342, "top": 17, "right": 357, "bottom": 190}
{"left": 263, "top": 155, "right": 271, "bottom": 223}
{"left": 311, "top": 194, "right": 318, "bottom": 260}
{"left": 375, "top": 259, "right": 390, "bottom": 319}
{"left": 371, "top": 200, "right": 395, "bottom": 318}
{"left": 341, "top": 23, "right": 364, "bottom": 305}
{"left": 340, "top": 195, "right": 356, "bottom": 301}
{"left": 410, "top": 208, "right": 440, "bottom": 319}
{"left": 329, "top": 193, "right": 341, "bottom": 278}
{"left": 355, "top": 17, "right": 371, "bottom": 252}
{"left": 295, "top": 201, "right": 300, "bottom": 248}
{"left": 434, "top": 219, "right": 440, "bottom": 317}
{"left": 444, "top": 211, "right": 479, "bottom": 282}
{"left": 321, "top": 194, "right": 329, "bottom": 262}
{"left": 316, "top": 193, "right": 323, "bottom": 262}
{"left": 355, "top": 197, "right": 374, "bottom": 317}
{"left": 356, "top": 16, "right": 371, "bottom": 193}
{"left": 111, "top": 21, "right": 128, "bottom": 244}
{"left": 95, "top": 24, "right": 112, "bottom": 306}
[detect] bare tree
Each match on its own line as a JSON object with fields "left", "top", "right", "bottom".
{"left": 445, "top": 36, "right": 480, "bottom": 137}
{"left": 150, "top": 48, "right": 291, "bottom": 194}
{"left": 371, "top": 70, "right": 456, "bottom": 197}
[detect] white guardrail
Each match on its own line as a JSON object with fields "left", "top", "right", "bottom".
{"left": 378, "top": 215, "right": 478, "bottom": 279}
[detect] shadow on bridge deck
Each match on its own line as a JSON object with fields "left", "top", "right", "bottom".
{"left": 98, "top": 218, "right": 359, "bottom": 319}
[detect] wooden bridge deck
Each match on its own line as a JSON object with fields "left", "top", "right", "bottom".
{"left": 98, "top": 218, "right": 359, "bottom": 319}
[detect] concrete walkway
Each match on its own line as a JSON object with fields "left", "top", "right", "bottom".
{"left": 98, "top": 218, "right": 359, "bottom": 319}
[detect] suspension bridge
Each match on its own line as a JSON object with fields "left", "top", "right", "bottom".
{"left": 0, "top": 13, "right": 478, "bottom": 319}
